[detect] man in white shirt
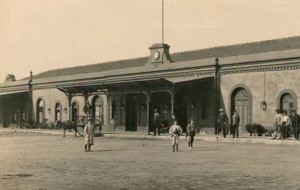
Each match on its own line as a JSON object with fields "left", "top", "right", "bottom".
{"left": 272, "top": 109, "right": 282, "bottom": 140}
{"left": 169, "top": 120, "right": 183, "bottom": 152}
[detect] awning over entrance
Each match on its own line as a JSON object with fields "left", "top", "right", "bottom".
{"left": 56, "top": 75, "right": 214, "bottom": 95}
{"left": 57, "top": 78, "right": 172, "bottom": 94}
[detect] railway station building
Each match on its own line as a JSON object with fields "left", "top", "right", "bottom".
{"left": 1, "top": 36, "right": 300, "bottom": 134}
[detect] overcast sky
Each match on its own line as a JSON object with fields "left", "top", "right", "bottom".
{"left": 1, "top": 0, "right": 300, "bottom": 81}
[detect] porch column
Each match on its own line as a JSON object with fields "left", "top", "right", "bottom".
{"left": 67, "top": 95, "right": 73, "bottom": 122}
{"left": 170, "top": 92, "right": 174, "bottom": 115}
{"left": 107, "top": 94, "right": 115, "bottom": 127}
{"left": 27, "top": 71, "right": 33, "bottom": 122}
{"left": 214, "top": 57, "right": 220, "bottom": 135}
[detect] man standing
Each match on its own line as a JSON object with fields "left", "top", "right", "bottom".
{"left": 272, "top": 109, "right": 282, "bottom": 140}
{"left": 186, "top": 119, "right": 196, "bottom": 149}
{"left": 217, "top": 109, "right": 228, "bottom": 138}
{"left": 290, "top": 110, "right": 300, "bottom": 140}
{"left": 84, "top": 119, "right": 95, "bottom": 152}
{"left": 281, "top": 110, "right": 291, "bottom": 140}
{"left": 153, "top": 109, "right": 161, "bottom": 136}
{"left": 231, "top": 110, "right": 240, "bottom": 138}
{"left": 169, "top": 120, "right": 183, "bottom": 152}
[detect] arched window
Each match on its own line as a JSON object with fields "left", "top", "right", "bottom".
{"left": 55, "top": 103, "right": 62, "bottom": 121}
{"left": 72, "top": 102, "right": 79, "bottom": 122}
{"left": 37, "top": 99, "right": 45, "bottom": 123}
{"left": 280, "top": 93, "right": 294, "bottom": 115}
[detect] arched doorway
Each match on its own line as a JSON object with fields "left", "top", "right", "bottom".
{"left": 126, "top": 94, "right": 137, "bottom": 131}
{"left": 280, "top": 93, "right": 295, "bottom": 115}
{"left": 92, "top": 96, "right": 103, "bottom": 122}
{"left": 71, "top": 102, "right": 79, "bottom": 122}
{"left": 231, "top": 87, "right": 251, "bottom": 133}
{"left": 36, "top": 99, "right": 45, "bottom": 123}
{"left": 55, "top": 102, "right": 62, "bottom": 121}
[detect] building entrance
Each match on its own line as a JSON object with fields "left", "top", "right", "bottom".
{"left": 125, "top": 94, "right": 137, "bottom": 131}
{"left": 231, "top": 88, "right": 250, "bottom": 133}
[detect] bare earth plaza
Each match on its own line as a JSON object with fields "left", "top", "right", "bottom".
{"left": 1, "top": 131, "right": 300, "bottom": 190}
{"left": 2, "top": 1, "right": 300, "bottom": 189}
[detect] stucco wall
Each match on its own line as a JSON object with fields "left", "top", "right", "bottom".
{"left": 221, "top": 69, "right": 300, "bottom": 128}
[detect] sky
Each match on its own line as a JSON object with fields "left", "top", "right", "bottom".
{"left": 1, "top": 0, "right": 300, "bottom": 81}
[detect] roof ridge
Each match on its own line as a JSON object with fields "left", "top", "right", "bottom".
{"left": 33, "top": 56, "right": 149, "bottom": 77}
{"left": 28, "top": 35, "right": 300, "bottom": 80}
{"left": 171, "top": 35, "right": 300, "bottom": 55}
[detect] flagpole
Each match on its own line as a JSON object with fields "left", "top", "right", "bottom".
{"left": 162, "top": 0, "right": 164, "bottom": 44}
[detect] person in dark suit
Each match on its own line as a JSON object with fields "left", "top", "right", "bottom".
{"left": 290, "top": 110, "right": 300, "bottom": 140}
{"left": 186, "top": 118, "right": 196, "bottom": 149}
{"left": 153, "top": 109, "right": 161, "bottom": 136}
{"left": 231, "top": 110, "right": 240, "bottom": 138}
{"left": 217, "top": 109, "right": 228, "bottom": 138}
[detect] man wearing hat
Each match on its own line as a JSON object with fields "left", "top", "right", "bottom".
{"left": 231, "top": 110, "right": 240, "bottom": 138}
{"left": 290, "top": 109, "right": 300, "bottom": 140}
{"left": 217, "top": 109, "right": 228, "bottom": 138}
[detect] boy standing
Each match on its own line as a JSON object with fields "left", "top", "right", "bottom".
{"left": 84, "top": 119, "right": 95, "bottom": 152}
{"left": 169, "top": 120, "right": 183, "bottom": 152}
{"left": 186, "top": 119, "right": 196, "bottom": 149}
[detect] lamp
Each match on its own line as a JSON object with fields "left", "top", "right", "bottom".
{"left": 47, "top": 108, "right": 51, "bottom": 114}
{"left": 64, "top": 108, "right": 68, "bottom": 114}
{"left": 260, "top": 101, "right": 267, "bottom": 111}
{"left": 261, "top": 71, "right": 267, "bottom": 111}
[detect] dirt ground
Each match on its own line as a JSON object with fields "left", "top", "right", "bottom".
{"left": 0, "top": 132, "right": 300, "bottom": 190}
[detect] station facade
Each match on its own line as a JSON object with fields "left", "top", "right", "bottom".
{"left": 1, "top": 36, "right": 300, "bottom": 134}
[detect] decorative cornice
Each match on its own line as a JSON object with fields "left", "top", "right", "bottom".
{"left": 220, "top": 63, "right": 300, "bottom": 75}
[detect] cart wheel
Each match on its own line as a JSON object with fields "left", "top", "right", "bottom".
{"left": 77, "top": 125, "right": 84, "bottom": 137}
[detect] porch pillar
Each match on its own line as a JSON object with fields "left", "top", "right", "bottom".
{"left": 170, "top": 92, "right": 174, "bottom": 115}
{"left": 27, "top": 71, "right": 33, "bottom": 122}
{"left": 214, "top": 57, "right": 220, "bottom": 135}
{"left": 67, "top": 95, "right": 73, "bottom": 122}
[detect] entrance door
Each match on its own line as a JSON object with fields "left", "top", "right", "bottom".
{"left": 232, "top": 88, "right": 250, "bottom": 133}
{"left": 126, "top": 95, "right": 137, "bottom": 131}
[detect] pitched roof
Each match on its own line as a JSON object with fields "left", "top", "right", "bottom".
{"left": 32, "top": 35, "right": 300, "bottom": 80}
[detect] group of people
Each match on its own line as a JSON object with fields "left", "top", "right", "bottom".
{"left": 216, "top": 107, "right": 300, "bottom": 140}
{"left": 272, "top": 109, "right": 300, "bottom": 140}
{"left": 83, "top": 107, "right": 300, "bottom": 153}
{"left": 216, "top": 109, "right": 240, "bottom": 138}
{"left": 153, "top": 108, "right": 196, "bottom": 152}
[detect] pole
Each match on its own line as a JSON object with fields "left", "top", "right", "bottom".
{"left": 214, "top": 58, "right": 219, "bottom": 135}
{"left": 162, "top": 0, "right": 164, "bottom": 44}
